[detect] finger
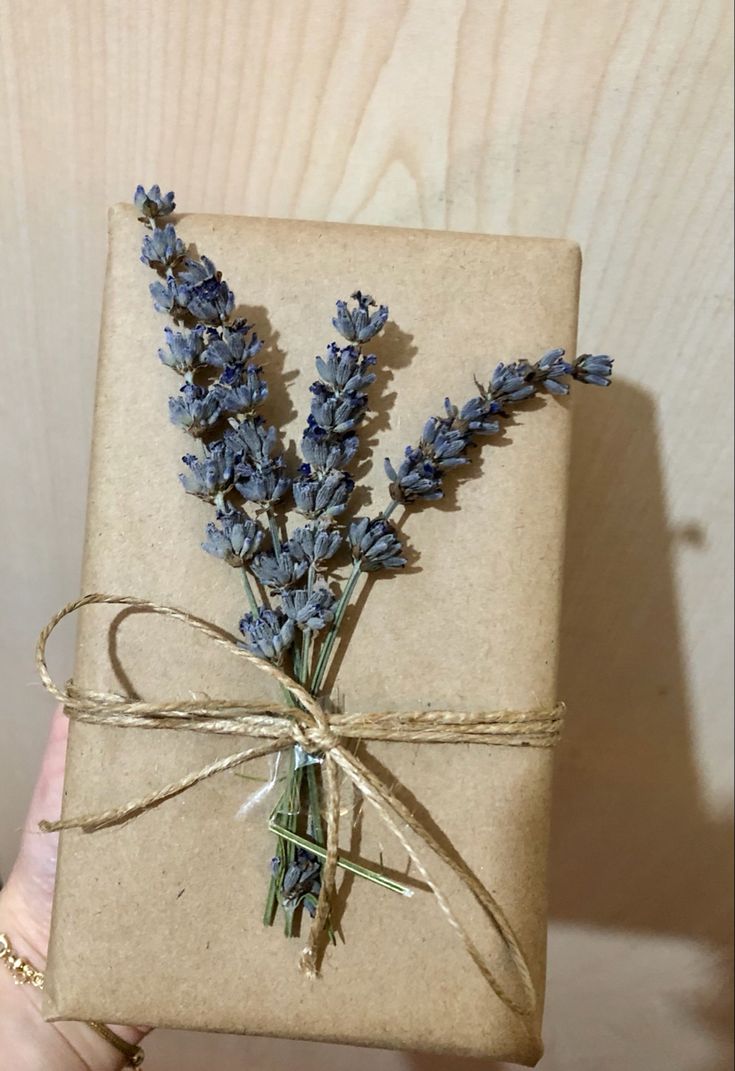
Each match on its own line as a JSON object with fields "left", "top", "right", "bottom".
{"left": 8, "top": 706, "right": 69, "bottom": 935}
{"left": 22, "top": 705, "right": 69, "bottom": 841}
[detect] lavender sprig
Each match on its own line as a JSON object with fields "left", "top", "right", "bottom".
{"left": 384, "top": 348, "right": 613, "bottom": 506}
{"left": 134, "top": 186, "right": 299, "bottom": 697}
{"left": 310, "top": 347, "right": 613, "bottom": 697}
{"left": 260, "top": 293, "right": 389, "bottom": 929}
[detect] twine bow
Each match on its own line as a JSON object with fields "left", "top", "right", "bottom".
{"left": 36, "top": 593, "right": 564, "bottom": 1032}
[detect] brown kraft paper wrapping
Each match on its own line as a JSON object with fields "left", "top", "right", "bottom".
{"left": 43, "top": 204, "right": 580, "bottom": 1065}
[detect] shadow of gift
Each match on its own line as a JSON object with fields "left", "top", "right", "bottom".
{"left": 546, "top": 379, "right": 733, "bottom": 1069}
{"left": 403, "top": 379, "right": 733, "bottom": 1071}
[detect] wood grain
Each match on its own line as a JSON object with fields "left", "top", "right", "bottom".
{"left": 0, "top": 2, "right": 732, "bottom": 1069}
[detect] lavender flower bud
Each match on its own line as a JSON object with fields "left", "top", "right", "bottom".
{"left": 176, "top": 256, "right": 218, "bottom": 285}
{"left": 452, "top": 396, "right": 500, "bottom": 435}
{"left": 225, "top": 418, "right": 279, "bottom": 466}
{"left": 301, "top": 420, "right": 359, "bottom": 471}
{"left": 176, "top": 256, "right": 234, "bottom": 324}
{"left": 179, "top": 442, "right": 238, "bottom": 500}
{"left": 349, "top": 517, "right": 406, "bottom": 571}
{"left": 315, "top": 343, "right": 377, "bottom": 393}
{"left": 250, "top": 548, "right": 308, "bottom": 591}
{"left": 169, "top": 383, "right": 222, "bottom": 437}
{"left": 281, "top": 587, "right": 336, "bottom": 631}
{"left": 158, "top": 325, "right": 208, "bottom": 376}
{"left": 293, "top": 470, "right": 354, "bottom": 519}
{"left": 186, "top": 278, "right": 234, "bottom": 325}
{"left": 573, "top": 353, "right": 613, "bottom": 387}
{"left": 150, "top": 275, "right": 186, "bottom": 317}
{"left": 234, "top": 460, "right": 291, "bottom": 506}
{"left": 488, "top": 361, "right": 536, "bottom": 405}
{"left": 420, "top": 416, "right": 471, "bottom": 471}
{"left": 202, "top": 322, "right": 263, "bottom": 369}
{"left": 537, "top": 348, "right": 572, "bottom": 396}
{"left": 288, "top": 523, "right": 343, "bottom": 568}
{"left": 384, "top": 449, "right": 443, "bottom": 503}
{"left": 239, "top": 607, "right": 294, "bottom": 663}
{"left": 202, "top": 509, "right": 264, "bottom": 566}
{"left": 213, "top": 364, "right": 269, "bottom": 416}
{"left": 309, "top": 383, "right": 368, "bottom": 435}
{"left": 134, "top": 184, "right": 175, "bottom": 223}
{"left": 332, "top": 292, "right": 388, "bottom": 343}
{"left": 140, "top": 223, "right": 185, "bottom": 271}
{"left": 281, "top": 847, "right": 321, "bottom": 903}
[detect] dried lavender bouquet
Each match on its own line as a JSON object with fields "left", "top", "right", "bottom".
{"left": 134, "top": 183, "right": 613, "bottom": 938}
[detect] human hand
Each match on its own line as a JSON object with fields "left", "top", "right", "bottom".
{"left": 0, "top": 706, "right": 150, "bottom": 1069}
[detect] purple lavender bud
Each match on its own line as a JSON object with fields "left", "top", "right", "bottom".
{"left": 309, "top": 384, "right": 368, "bottom": 435}
{"left": 288, "top": 523, "right": 343, "bottom": 568}
{"left": 293, "top": 470, "right": 354, "bottom": 519}
{"left": 140, "top": 223, "right": 185, "bottom": 271}
{"left": 158, "top": 325, "right": 208, "bottom": 375}
{"left": 281, "top": 587, "right": 336, "bottom": 631}
{"left": 213, "top": 364, "right": 269, "bottom": 416}
{"left": 150, "top": 275, "right": 186, "bottom": 316}
{"left": 537, "top": 348, "right": 572, "bottom": 395}
{"left": 489, "top": 361, "right": 536, "bottom": 405}
{"left": 203, "top": 322, "right": 263, "bottom": 369}
{"left": 315, "top": 343, "right": 377, "bottom": 393}
{"left": 349, "top": 517, "right": 406, "bottom": 572}
{"left": 168, "top": 383, "right": 223, "bottom": 437}
{"left": 301, "top": 419, "right": 359, "bottom": 471}
{"left": 573, "top": 353, "right": 614, "bottom": 387}
{"left": 454, "top": 396, "right": 500, "bottom": 435}
{"left": 175, "top": 256, "right": 234, "bottom": 324}
{"left": 239, "top": 607, "right": 294, "bottom": 663}
{"left": 332, "top": 292, "right": 389, "bottom": 343}
{"left": 202, "top": 509, "right": 264, "bottom": 566}
{"left": 250, "top": 548, "right": 308, "bottom": 591}
{"left": 179, "top": 442, "right": 239, "bottom": 500}
{"left": 134, "top": 184, "right": 175, "bottom": 223}
{"left": 384, "top": 449, "right": 443, "bottom": 503}
{"left": 420, "top": 415, "right": 471, "bottom": 471}
{"left": 226, "top": 418, "right": 279, "bottom": 466}
{"left": 234, "top": 460, "right": 291, "bottom": 507}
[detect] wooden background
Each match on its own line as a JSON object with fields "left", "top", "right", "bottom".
{"left": 1, "top": 2, "right": 732, "bottom": 1069}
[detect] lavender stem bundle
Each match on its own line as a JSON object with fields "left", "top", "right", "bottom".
{"left": 134, "top": 183, "right": 613, "bottom": 941}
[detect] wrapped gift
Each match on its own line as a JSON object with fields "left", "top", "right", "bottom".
{"left": 42, "top": 204, "right": 581, "bottom": 1065}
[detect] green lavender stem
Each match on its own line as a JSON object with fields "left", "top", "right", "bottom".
{"left": 241, "top": 570, "right": 259, "bottom": 614}
{"left": 304, "top": 761, "right": 336, "bottom": 944}
{"left": 300, "top": 563, "right": 316, "bottom": 687}
{"left": 267, "top": 510, "right": 283, "bottom": 564}
{"left": 268, "top": 821, "right": 413, "bottom": 897}
{"left": 309, "top": 559, "right": 362, "bottom": 695}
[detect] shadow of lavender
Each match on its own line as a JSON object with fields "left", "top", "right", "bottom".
{"left": 350, "top": 320, "right": 418, "bottom": 510}
{"left": 234, "top": 302, "right": 300, "bottom": 472}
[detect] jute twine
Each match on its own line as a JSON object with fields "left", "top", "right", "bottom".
{"left": 36, "top": 593, "right": 564, "bottom": 1033}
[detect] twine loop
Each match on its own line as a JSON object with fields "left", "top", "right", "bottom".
{"left": 36, "top": 593, "right": 564, "bottom": 1040}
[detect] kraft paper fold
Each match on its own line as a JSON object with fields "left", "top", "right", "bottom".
{"left": 43, "top": 205, "right": 580, "bottom": 1065}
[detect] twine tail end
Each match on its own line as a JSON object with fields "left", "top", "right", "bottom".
{"left": 299, "top": 947, "right": 319, "bottom": 979}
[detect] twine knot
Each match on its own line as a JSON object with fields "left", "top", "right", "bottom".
{"left": 293, "top": 724, "right": 340, "bottom": 755}
{"left": 35, "top": 593, "right": 565, "bottom": 1042}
